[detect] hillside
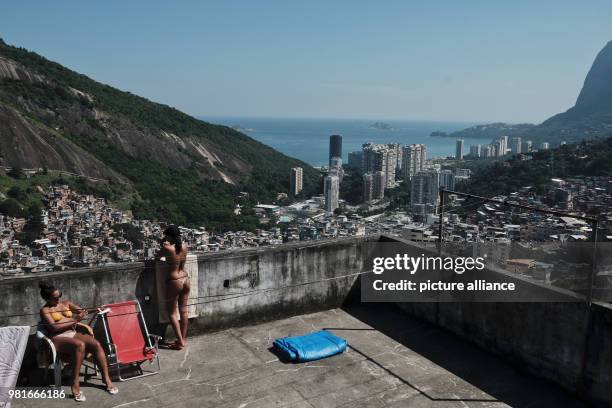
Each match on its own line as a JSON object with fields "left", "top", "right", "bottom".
{"left": 0, "top": 40, "right": 320, "bottom": 230}
{"left": 430, "top": 123, "right": 535, "bottom": 139}
{"left": 460, "top": 136, "right": 612, "bottom": 198}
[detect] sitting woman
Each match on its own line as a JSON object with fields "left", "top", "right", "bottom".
{"left": 159, "top": 225, "right": 190, "bottom": 350}
{"left": 39, "top": 282, "right": 118, "bottom": 402}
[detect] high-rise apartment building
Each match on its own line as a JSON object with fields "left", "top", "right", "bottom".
{"left": 490, "top": 136, "right": 508, "bottom": 157}
{"left": 401, "top": 144, "right": 427, "bottom": 180}
{"left": 363, "top": 172, "right": 385, "bottom": 203}
{"left": 521, "top": 140, "right": 533, "bottom": 153}
{"left": 329, "top": 135, "right": 342, "bottom": 166}
{"left": 324, "top": 174, "right": 339, "bottom": 212}
{"left": 330, "top": 156, "right": 342, "bottom": 169}
{"left": 362, "top": 143, "right": 382, "bottom": 174}
{"left": 439, "top": 169, "right": 455, "bottom": 191}
{"left": 456, "top": 139, "right": 464, "bottom": 160}
{"left": 510, "top": 137, "right": 522, "bottom": 155}
{"left": 492, "top": 142, "right": 500, "bottom": 157}
{"left": 540, "top": 142, "right": 550, "bottom": 150}
{"left": 499, "top": 135, "right": 508, "bottom": 155}
{"left": 482, "top": 144, "right": 493, "bottom": 158}
{"left": 411, "top": 170, "right": 440, "bottom": 208}
{"left": 373, "top": 171, "right": 386, "bottom": 200}
{"left": 384, "top": 147, "right": 397, "bottom": 188}
{"left": 469, "top": 144, "right": 481, "bottom": 158}
{"left": 363, "top": 173, "right": 374, "bottom": 203}
{"left": 390, "top": 143, "right": 402, "bottom": 172}
{"left": 492, "top": 140, "right": 500, "bottom": 156}
{"left": 362, "top": 143, "right": 397, "bottom": 188}
{"left": 290, "top": 167, "right": 303, "bottom": 195}
{"left": 329, "top": 156, "right": 343, "bottom": 182}
{"left": 347, "top": 151, "right": 363, "bottom": 170}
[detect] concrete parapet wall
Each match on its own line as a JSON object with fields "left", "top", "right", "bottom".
{"left": 188, "top": 236, "right": 368, "bottom": 332}
{"left": 0, "top": 263, "right": 153, "bottom": 328}
{"left": 0, "top": 236, "right": 374, "bottom": 333}
{"left": 382, "top": 235, "right": 611, "bottom": 407}
{"left": 583, "top": 301, "right": 612, "bottom": 405}
{"left": 397, "top": 302, "right": 591, "bottom": 392}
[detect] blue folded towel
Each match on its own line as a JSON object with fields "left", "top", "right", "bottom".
{"left": 273, "top": 330, "right": 348, "bottom": 362}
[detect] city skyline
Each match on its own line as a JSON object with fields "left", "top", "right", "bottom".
{"left": 2, "top": 1, "right": 612, "bottom": 123}
{"left": 1, "top": 5, "right": 611, "bottom": 405}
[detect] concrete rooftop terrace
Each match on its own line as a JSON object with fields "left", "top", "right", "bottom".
{"left": 14, "top": 305, "right": 585, "bottom": 408}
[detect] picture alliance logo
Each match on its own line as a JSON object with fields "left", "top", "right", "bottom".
{"left": 372, "top": 254, "right": 487, "bottom": 275}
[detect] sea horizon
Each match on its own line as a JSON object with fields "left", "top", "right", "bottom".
{"left": 201, "top": 116, "right": 484, "bottom": 167}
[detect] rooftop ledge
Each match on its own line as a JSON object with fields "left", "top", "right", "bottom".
{"left": 1, "top": 234, "right": 611, "bottom": 407}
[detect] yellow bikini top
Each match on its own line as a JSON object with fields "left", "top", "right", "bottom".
{"left": 50, "top": 308, "right": 72, "bottom": 322}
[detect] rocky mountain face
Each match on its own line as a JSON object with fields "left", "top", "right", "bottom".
{"left": 0, "top": 40, "right": 318, "bottom": 227}
{"left": 0, "top": 103, "right": 125, "bottom": 181}
{"left": 532, "top": 41, "right": 612, "bottom": 142}
{"left": 574, "top": 41, "right": 612, "bottom": 113}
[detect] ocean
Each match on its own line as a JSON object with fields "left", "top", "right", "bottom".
{"left": 202, "top": 117, "right": 482, "bottom": 167}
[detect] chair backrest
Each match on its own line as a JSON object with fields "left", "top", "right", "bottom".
{"left": 34, "top": 323, "right": 51, "bottom": 352}
{"left": 35, "top": 328, "right": 55, "bottom": 367}
{"left": 104, "top": 300, "right": 154, "bottom": 364}
{"left": 35, "top": 322, "right": 49, "bottom": 340}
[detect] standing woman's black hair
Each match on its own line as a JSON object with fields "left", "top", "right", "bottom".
{"left": 164, "top": 225, "right": 183, "bottom": 253}
{"left": 39, "top": 281, "right": 57, "bottom": 300}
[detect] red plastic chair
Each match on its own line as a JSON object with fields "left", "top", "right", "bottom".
{"left": 93, "top": 300, "right": 161, "bottom": 381}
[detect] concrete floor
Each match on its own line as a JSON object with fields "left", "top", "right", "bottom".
{"left": 13, "top": 305, "right": 587, "bottom": 408}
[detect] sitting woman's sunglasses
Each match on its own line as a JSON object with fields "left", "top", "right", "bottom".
{"left": 50, "top": 291, "right": 63, "bottom": 301}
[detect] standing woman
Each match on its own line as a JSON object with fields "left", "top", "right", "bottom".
{"left": 39, "top": 282, "right": 118, "bottom": 402}
{"left": 160, "top": 225, "right": 190, "bottom": 350}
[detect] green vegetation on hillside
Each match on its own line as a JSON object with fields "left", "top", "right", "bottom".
{"left": 0, "top": 39, "right": 321, "bottom": 230}
{"left": 431, "top": 123, "right": 535, "bottom": 139}
{"left": 460, "top": 137, "right": 612, "bottom": 197}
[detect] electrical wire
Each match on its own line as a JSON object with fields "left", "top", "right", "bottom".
{"left": 4, "top": 194, "right": 494, "bottom": 325}
{"left": 0, "top": 270, "right": 372, "bottom": 327}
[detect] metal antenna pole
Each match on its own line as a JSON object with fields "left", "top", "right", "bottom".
{"left": 587, "top": 220, "right": 599, "bottom": 306}
{"left": 438, "top": 187, "right": 445, "bottom": 254}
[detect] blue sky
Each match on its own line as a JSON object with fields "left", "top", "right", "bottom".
{"left": 2, "top": 1, "right": 612, "bottom": 123}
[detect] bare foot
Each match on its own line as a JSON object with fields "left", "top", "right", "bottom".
{"left": 168, "top": 341, "right": 184, "bottom": 350}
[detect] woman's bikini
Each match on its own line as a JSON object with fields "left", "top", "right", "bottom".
{"left": 47, "top": 304, "right": 77, "bottom": 338}
{"left": 165, "top": 253, "right": 188, "bottom": 287}
{"left": 50, "top": 308, "right": 73, "bottom": 322}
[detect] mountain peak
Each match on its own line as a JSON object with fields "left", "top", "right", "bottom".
{"left": 533, "top": 40, "right": 612, "bottom": 143}
{"left": 574, "top": 40, "right": 612, "bottom": 112}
